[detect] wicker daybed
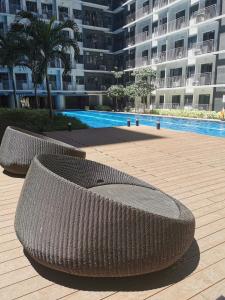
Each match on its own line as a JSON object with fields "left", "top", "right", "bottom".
{"left": 15, "top": 154, "right": 195, "bottom": 277}
{"left": 0, "top": 126, "right": 86, "bottom": 175}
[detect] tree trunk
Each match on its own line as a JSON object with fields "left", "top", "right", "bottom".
{"left": 115, "top": 96, "right": 118, "bottom": 111}
{"left": 9, "top": 67, "right": 17, "bottom": 109}
{"left": 45, "top": 75, "right": 53, "bottom": 119}
{"left": 34, "top": 84, "right": 39, "bottom": 109}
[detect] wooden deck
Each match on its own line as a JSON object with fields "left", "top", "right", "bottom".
{"left": 1, "top": 125, "right": 225, "bottom": 300}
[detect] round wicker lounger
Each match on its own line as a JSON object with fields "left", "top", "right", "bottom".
{"left": 0, "top": 126, "right": 86, "bottom": 175}
{"left": 15, "top": 154, "right": 195, "bottom": 277}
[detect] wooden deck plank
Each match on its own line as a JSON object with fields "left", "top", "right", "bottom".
{"left": 1, "top": 126, "right": 225, "bottom": 299}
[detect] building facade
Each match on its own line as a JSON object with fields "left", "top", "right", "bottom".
{"left": 0, "top": 0, "right": 225, "bottom": 110}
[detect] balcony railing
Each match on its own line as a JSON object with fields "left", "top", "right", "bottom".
{"left": 16, "top": 81, "right": 32, "bottom": 90}
{"left": 41, "top": 11, "right": 53, "bottom": 19}
{"left": 190, "top": 4, "right": 218, "bottom": 24}
{"left": 156, "top": 72, "right": 213, "bottom": 88}
{"left": 135, "top": 5, "right": 152, "bottom": 21}
{"left": 58, "top": 12, "right": 70, "bottom": 22}
{"left": 168, "top": 16, "right": 188, "bottom": 33}
{"left": 135, "top": 57, "right": 150, "bottom": 67}
{"left": 126, "top": 0, "right": 178, "bottom": 24}
{"left": 167, "top": 75, "right": 184, "bottom": 88}
{"left": 63, "top": 83, "right": 76, "bottom": 91}
{"left": 187, "top": 72, "right": 213, "bottom": 86}
{"left": 85, "top": 84, "right": 108, "bottom": 91}
{"left": 0, "top": 80, "right": 10, "bottom": 90}
{"left": 190, "top": 39, "right": 216, "bottom": 55}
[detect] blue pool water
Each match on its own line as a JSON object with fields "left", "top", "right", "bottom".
{"left": 61, "top": 110, "right": 225, "bottom": 138}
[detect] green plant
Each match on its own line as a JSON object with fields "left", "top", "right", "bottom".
{"left": 106, "top": 70, "right": 124, "bottom": 110}
{"left": 0, "top": 108, "right": 88, "bottom": 134}
{"left": 12, "top": 11, "right": 80, "bottom": 118}
{"left": 150, "top": 109, "right": 220, "bottom": 120}
{"left": 0, "top": 31, "right": 26, "bottom": 108}
{"left": 94, "top": 105, "right": 112, "bottom": 111}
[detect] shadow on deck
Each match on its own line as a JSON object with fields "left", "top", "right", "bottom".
{"left": 47, "top": 127, "right": 167, "bottom": 148}
{"left": 25, "top": 240, "right": 200, "bottom": 292}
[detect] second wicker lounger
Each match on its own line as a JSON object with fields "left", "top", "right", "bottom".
{"left": 15, "top": 154, "right": 195, "bottom": 277}
{"left": 0, "top": 126, "right": 86, "bottom": 175}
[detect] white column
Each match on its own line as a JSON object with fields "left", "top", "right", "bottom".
{"left": 55, "top": 95, "right": 65, "bottom": 110}
{"left": 99, "top": 94, "right": 103, "bottom": 105}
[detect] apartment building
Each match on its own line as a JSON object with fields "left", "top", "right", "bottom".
{"left": 0, "top": 0, "right": 125, "bottom": 109}
{"left": 0, "top": 0, "right": 224, "bottom": 111}
{"left": 124, "top": 0, "right": 225, "bottom": 110}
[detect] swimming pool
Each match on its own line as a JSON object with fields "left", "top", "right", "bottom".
{"left": 61, "top": 110, "right": 225, "bottom": 138}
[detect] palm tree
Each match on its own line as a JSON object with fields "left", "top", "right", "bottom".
{"left": 0, "top": 31, "right": 25, "bottom": 108}
{"left": 13, "top": 11, "right": 80, "bottom": 117}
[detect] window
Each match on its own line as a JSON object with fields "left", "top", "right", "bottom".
{"left": 77, "top": 55, "right": 83, "bottom": 64}
{"left": 73, "top": 9, "right": 81, "bottom": 19}
{"left": 201, "top": 64, "right": 212, "bottom": 73}
{"left": 186, "top": 66, "right": 195, "bottom": 78}
{"left": 170, "top": 68, "right": 182, "bottom": 77}
{"left": 161, "top": 44, "right": 166, "bottom": 52}
{"left": 190, "top": 4, "right": 199, "bottom": 18}
{"left": 203, "top": 30, "right": 215, "bottom": 41}
{"left": 26, "top": 1, "right": 37, "bottom": 12}
{"left": 175, "top": 39, "right": 184, "bottom": 48}
{"left": 142, "top": 50, "right": 148, "bottom": 57}
{"left": 172, "top": 95, "right": 181, "bottom": 104}
{"left": 176, "top": 10, "right": 185, "bottom": 19}
{"left": 188, "top": 35, "right": 197, "bottom": 49}
{"left": 159, "top": 95, "right": 164, "bottom": 104}
{"left": 151, "top": 47, "right": 157, "bottom": 58}
{"left": 199, "top": 94, "right": 210, "bottom": 104}
{"left": 205, "top": 0, "right": 217, "bottom": 8}
{"left": 184, "top": 95, "right": 193, "bottom": 106}
{"left": 76, "top": 76, "right": 84, "bottom": 85}
{"left": 160, "top": 70, "right": 165, "bottom": 78}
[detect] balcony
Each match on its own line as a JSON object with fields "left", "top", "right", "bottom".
{"left": 85, "top": 83, "right": 108, "bottom": 91}
{"left": 135, "top": 56, "right": 150, "bottom": 67}
{"left": 167, "top": 47, "right": 187, "bottom": 61}
{"left": 126, "top": 31, "right": 150, "bottom": 47}
{"left": 168, "top": 16, "right": 188, "bottom": 33}
{"left": 153, "top": 0, "right": 176, "bottom": 10}
{"left": 190, "top": 39, "right": 216, "bottom": 55}
{"left": 49, "top": 59, "right": 61, "bottom": 68}
{"left": 9, "top": 3, "right": 22, "bottom": 14}
{"left": 63, "top": 82, "right": 76, "bottom": 91}
{"left": 16, "top": 81, "right": 32, "bottom": 90}
{"left": 190, "top": 4, "right": 218, "bottom": 24}
{"left": 166, "top": 75, "right": 184, "bottom": 88}
{"left": 0, "top": 80, "right": 10, "bottom": 90}
{"left": 41, "top": 11, "right": 53, "bottom": 19}
{"left": 187, "top": 72, "right": 213, "bottom": 86}
{"left": 58, "top": 11, "right": 70, "bottom": 22}
{"left": 126, "top": 0, "right": 178, "bottom": 24}
{"left": 135, "top": 5, "right": 152, "bottom": 21}
{"left": 49, "top": 82, "right": 57, "bottom": 90}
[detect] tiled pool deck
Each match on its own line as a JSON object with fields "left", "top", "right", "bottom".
{"left": 1, "top": 126, "right": 225, "bottom": 299}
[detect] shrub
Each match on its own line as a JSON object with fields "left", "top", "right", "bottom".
{"left": 149, "top": 109, "right": 220, "bottom": 120}
{"left": 94, "top": 105, "right": 112, "bottom": 111}
{"left": 0, "top": 108, "right": 88, "bottom": 135}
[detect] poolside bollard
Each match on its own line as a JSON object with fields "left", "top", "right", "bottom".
{"left": 67, "top": 122, "right": 72, "bottom": 131}
{"left": 127, "top": 118, "right": 131, "bottom": 127}
{"left": 156, "top": 120, "right": 160, "bottom": 130}
{"left": 136, "top": 118, "right": 139, "bottom": 126}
